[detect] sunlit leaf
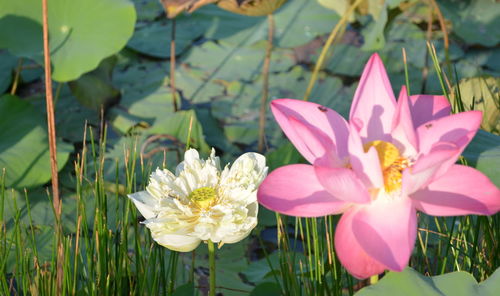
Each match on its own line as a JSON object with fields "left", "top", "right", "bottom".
{"left": 318, "top": 0, "right": 353, "bottom": 21}
{"left": 480, "top": 267, "right": 500, "bottom": 296}
{"left": 0, "top": 0, "right": 136, "bottom": 81}
{"left": 453, "top": 76, "right": 500, "bottom": 134}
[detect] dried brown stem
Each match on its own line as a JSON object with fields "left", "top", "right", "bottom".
{"left": 428, "top": 0, "right": 449, "bottom": 51}
{"left": 421, "top": 2, "right": 434, "bottom": 93}
{"left": 41, "top": 0, "right": 63, "bottom": 293}
{"left": 257, "top": 14, "right": 274, "bottom": 153}
{"left": 140, "top": 134, "right": 182, "bottom": 161}
{"left": 42, "top": 0, "right": 60, "bottom": 216}
{"left": 428, "top": 0, "right": 452, "bottom": 78}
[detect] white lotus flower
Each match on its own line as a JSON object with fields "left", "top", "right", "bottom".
{"left": 128, "top": 148, "right": 268, "bottom": 252}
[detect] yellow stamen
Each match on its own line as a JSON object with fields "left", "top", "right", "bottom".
{"left": 364, "top": 141, "right": 409, "bottom": 192}
{"left": 189, "top": 187, "right": 216, "bottom": 209}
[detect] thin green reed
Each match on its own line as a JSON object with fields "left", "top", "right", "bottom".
{"left": 0, "top": 170, "right": 4, "bottom": 229}
{"left": 427, "top": 42, "right": 450, "bottom": 102}
{"left": 303, "top": 218, "right": 314, "bottom": 282}
{"left": 257, "top": 231, "right": 283, "bottom": 292}
{"left": 276, "top": 213, "right": 300, "bottom": 295}
{"left": 326, "top": 215, "right": 342, "bottom": 296}
{"left": 23, "top": 189, "right": 38, "bottom": 291}
{"left": 12, "top": 194, "right": 22, "bottom": 293}
{"left": 0, "top": 172, "right": 7, "bottom": 295}
{"left": 402, "top": 48, "right": 411, "bottom": 95}
{"left": 311, "top": 218, "right": 323, "bottom": 283}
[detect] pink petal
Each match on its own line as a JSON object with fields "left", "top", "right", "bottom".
{"left": 391, "top": 86, "right": 417, "bottom": 155}
{"left": 417, "top": 111, "right": 482, "bottom": 155}
{"left": 411, "top": 165, "right": 500, "bottom": 216}
{"left": 334, "top": 207, "right": 386, "bottom": 279}
{"left": 352, "top": 197, "right": 417, "bottom": 272}
{"left": 271, "top": 99, "right": 350, "bottom": 162}
{"left": 349, "top": 53, "right": 396, "bottom": 142}
{"left": 287, "top": 117, "right": 340, "bottom": 166}
{"left": 417, "top": 111, "right": 482, "bottom": 177}
{"left": 402, "top": 143, "right": 460, "bottom": 195}
{"left": 257, "top": 164, "right": 348, "bottom": 217}
{"left": 348, "top": 124, "right": 384, "bottom": 188}
{"left": 313, "top": 165, "right": 371, "bottom": 204}
{"left": 409, "top": 94, "right": 451, "bottom": 128}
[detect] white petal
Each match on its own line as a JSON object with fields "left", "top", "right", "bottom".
{"left": 128, "top": 191, "right": 157, "bottom": 219}
{"left": 153, "top": 234, "right": 202, "bottom": 252}
{"left": 131, "top": 148, "right": 264, "bottom": 250}
{"left": 219, "top": 201, "right": 259, "bottom": 244}
{"left": 183, "top": 149, "right": 201, "bottom": 166}
{"left": 221, "top": 152, "right": 268, "bottom": 193}
{"left": 221, "top": 218, "right": 258, "bottom": 244}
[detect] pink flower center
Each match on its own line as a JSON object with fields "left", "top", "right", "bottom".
{"left": 363, "top": 141, "right": 411, "bottom": 193}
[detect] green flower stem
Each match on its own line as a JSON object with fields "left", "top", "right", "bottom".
{"left": 208, "top": 240, "right": 216, "bottom": 296}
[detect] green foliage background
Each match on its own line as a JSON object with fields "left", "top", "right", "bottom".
{"left": 0, "top": 0, "right": 499, "bottom": 294}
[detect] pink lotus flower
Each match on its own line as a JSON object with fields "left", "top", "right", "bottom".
{"left": 257, "top": 53, "right": 500, "bottom": 279}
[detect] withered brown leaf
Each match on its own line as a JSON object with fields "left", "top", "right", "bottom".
{"left": 159, "top": 0, "right": 217, "bottom": 18}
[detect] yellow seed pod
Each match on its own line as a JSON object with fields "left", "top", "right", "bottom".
{"left": 383, "top": 166, "right": 403, "bottom": 193}
{"left": 189, "top": 186, "right": 217, "bottom": 209}
{"left": 363, "top": 140, "right": 401, "bottom": 170}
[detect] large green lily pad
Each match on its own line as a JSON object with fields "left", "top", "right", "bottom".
{"left": 110, "top": 59, "right": 176, "bottom": 131}
{"left": 356, "top": 267, "right": 500, "bottom": 296}
{"left": 147, "top": 109, "right": 210, "bottom": 153}
{"left": 128, "top": 0, "right": 336, "bottom": 58}
{"left": 0, "top": 95, "right": 72, "bottom": 188}
{"left": 0, "top": 50, "right": 17, "bottom": 93}
{"left": 0, "top": 0, "right": 136, "bottom": 81}
{"left": 228, "top": 0, "right": 341, "bottom": 48}
{"left": 68, "top": 56, "right": 120, "bottom": 110}
{"left": 463, "top": 129, "right": 500, "bottom": 187}
{"left": 194, "top": 239, "right": 254, "bottom": 296}
{"left": 439, "top": 0, "right": 500, "bottom": 47}
{"left": 127, "top": 17, "right": 206, "bottom": 58}
{"left": 184, "top": 40, "right": 294, "bottom": 82}
{"left": 127, "top": 1, "right": 261, "bottom": 58}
